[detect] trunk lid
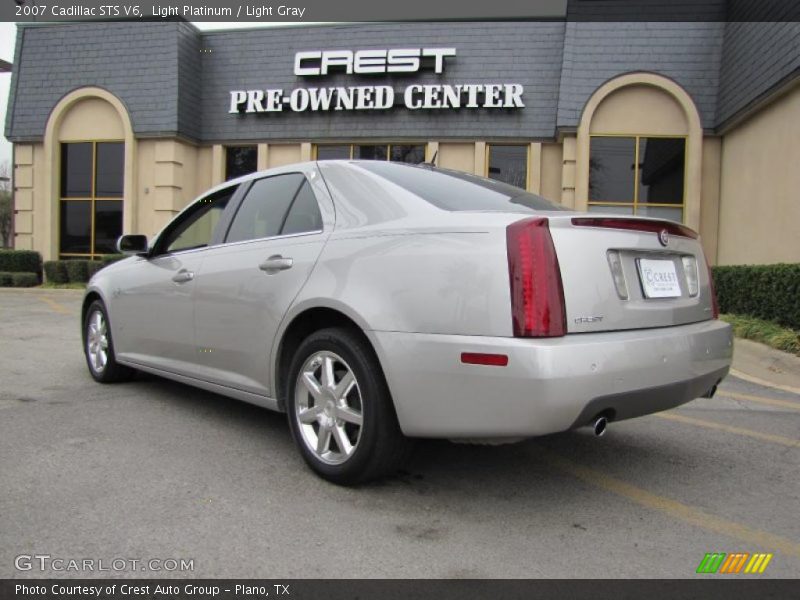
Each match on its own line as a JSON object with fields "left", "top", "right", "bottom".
{"left": 546, "top": 215, "right": 715, "bottom": 333}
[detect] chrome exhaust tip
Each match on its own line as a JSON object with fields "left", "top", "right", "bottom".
{"left": 593, "top": 416, "right": 608, "bottom": 437}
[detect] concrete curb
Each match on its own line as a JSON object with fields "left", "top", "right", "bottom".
{"left": 731, "top": 338, "right": 800, "bottom": 394}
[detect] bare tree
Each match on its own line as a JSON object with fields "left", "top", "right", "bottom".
{"left": 0, "top": 161, "right": 12, "bottom": 248}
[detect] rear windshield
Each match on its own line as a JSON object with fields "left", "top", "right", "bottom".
{"left": 356, "top": 161, "right": 568, "bottom": 213}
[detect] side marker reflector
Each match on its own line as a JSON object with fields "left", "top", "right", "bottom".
{"left": 461, "top": 352, "right": 509, "bottom": 367}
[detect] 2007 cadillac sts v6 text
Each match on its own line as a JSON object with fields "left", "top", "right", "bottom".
{"left": 82, "top": 161, "right": 733, "bottom": 484}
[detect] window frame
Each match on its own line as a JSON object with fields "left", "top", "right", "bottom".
{"left": 58, "top": 139, "right": 125, "bottom": 259}
{"left": 221, "top": 172, "right": 325, "bottom": 248}
{"left": 225, "top": 144, "right": 259, "bottom": 181}
{"left": 588, "top": 133, "right": 688, "bottom": 222}
{"left": 485, "top": 143, "right": 531, "bottom": 191}
{"left": 313, "top": 143, "right": 428, "bottom": 164}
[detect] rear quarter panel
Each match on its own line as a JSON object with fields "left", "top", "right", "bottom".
{"left": 294, "top": 227, "right": 511, "bottom": 336}
{"left": 309, "top": 162, "right": 519, "bottom": 337}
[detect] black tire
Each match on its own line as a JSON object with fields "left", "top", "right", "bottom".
{"left": 83, "top": 300, "right": 135, "bottom": 384}
{"left": 286, "top": 327, "right": 414, "bottom": 485}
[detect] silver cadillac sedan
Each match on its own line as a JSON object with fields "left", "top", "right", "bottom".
{"left": 82, "top": 161, "right": 733, "bottom": 484}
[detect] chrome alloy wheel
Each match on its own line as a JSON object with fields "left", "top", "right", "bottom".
{"left": 294, "top": 351, "right": 364, "bottom": 465}
{"left": 86, "top": 309, "right": 109, "bottom": 374}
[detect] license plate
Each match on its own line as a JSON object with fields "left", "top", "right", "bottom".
{"left": 637, "top": 258, "right": 681, "bottom": 298}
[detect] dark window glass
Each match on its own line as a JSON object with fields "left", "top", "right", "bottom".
{"left": 281, "top": 181, "right": 323, "bottom": 235}
{"left": 95, "top": 142, "right": 124, "bottom": 197}
{"left": 161, "top": 189, "right": 234, "bottom": 254}
{"left": 589, "top": 137, "right": 635, "bottom": 202}
{"left": 60, "top": 143, "right": 92, "bottom": 197}
{"left": 316, "top": 145, "right": 351, "bottom": 160}
{"left": 226, "top": 146, "right": 258, "bottom": 180}
{"left": 487, "top": 145, "right": 528, "bottom": 188}
{"left": 93, "top": 201, "right": 123, "bottom": 254}
{"left": 638, "top": 137, "right": 685, "bottom": 205}
{"left": 354, "top": 145, "right": 387, "bottom": 161}
{"left": 390, "top": 145, "right": 425, "bottom": 164}
{"left": 355, "top": 162, "right": 567, "bottom": 213}
{"left": 59, "top": 201, "right": 92, "bottom": 254}
{"left": 226, "top": 174, "right": 306, "bottom": 243}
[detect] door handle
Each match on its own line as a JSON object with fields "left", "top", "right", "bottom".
{"left": 172, "top": 269, "right": 195, "bottom": 283}
{"left": 259, "top": 255, "right": 294, "bottom": 274}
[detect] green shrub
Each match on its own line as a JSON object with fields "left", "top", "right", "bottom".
{"left": 0, "top": 250, "right": 39, "bottom": 273}
{"left": 721, "top": 314, "right": 800, "bottom": 357}
{"left": 65, "top": 260, "right": 90, "bottom": 283}
{"left": 0, "top": 271, "right": 13, "bottom": 286}
{"left": 87, "top": 261, "right": 105, "bottom": 279}
{"left": 712, "top": 263, "right": 800, "bottom": 331}
{"left": 11, "top": 272, "right": 38, "bottom": 287}
{"left": 0, "top": 249, "right": 41, "bottom": 273}
{"left": 43, "top": 260, "right": 69, "bottom": 284}
{"left": 102, "top": 254, "right": 125, "bottom": 266}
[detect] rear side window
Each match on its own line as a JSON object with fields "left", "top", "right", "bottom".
{"left": 356, "top": 161, "right": 568, "bottom": 213}
{"left": 226, "top": 174, "right": 322, "bottom": 243}
{"left": 282, "top": 181, "right": 324, "bottom": 235}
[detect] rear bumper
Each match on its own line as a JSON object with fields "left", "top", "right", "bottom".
{"left": 369, "top": 320, "right": 733, "bottom": 438}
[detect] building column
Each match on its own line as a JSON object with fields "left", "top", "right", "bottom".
{"left": 211, "top": 144, "right": 225, "bottom": 186}
{"left": 152, "top": 141, "right": 185, "bottom": 228}
{"left": 12, "top": 145, "right": 34, "bottom": 250}
{"left": 528, "top": 142, "right": 542, "bottom": 194}
{"left": 426, "top": 141, "right": 439, "bottom": 164}
{"left": 700, "top": 137, "right": 721, "bottom": 265}
{"left": 474, "top": 141, "right": 486, "bottom": 176}
{"left": 257, "top": 143, "right": 269, "bottom": 171}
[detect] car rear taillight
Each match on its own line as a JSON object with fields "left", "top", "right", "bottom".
{"left": 506, "top": 217, "right": 566, "bottom": 337}
{"left": 706, "top": 261, "right": 719, "bottom": 319}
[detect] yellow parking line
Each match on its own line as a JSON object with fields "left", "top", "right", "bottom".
{"left": 655, "top": 412, "right": 800, "bottom": 448}
{"left": 38, "top": 296, "right": 71, "bottom": 315}
{"left": 717, "top": 390, "right": 800, "bottom": 411}
{"left": 540, "top": 448, "right": 800, "bottom": 558}
{"left": 730, "top": 369, "right": 800, "bottom": 396}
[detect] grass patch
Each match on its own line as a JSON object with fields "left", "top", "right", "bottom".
{"left": 721, "top": 313, "right": 800, "bottom": 357}
{"left": 39, "top": 282, "right": 87, "bottom": 290}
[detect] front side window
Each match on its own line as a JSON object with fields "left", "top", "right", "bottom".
{"left": 157, "top": 188, "right": 234, "bottom": 254}
{"left": 59, "top": 141, "right": 123, "bottom": 258}
{"left": 226, "top": 174, "right": 322, "bottom": 244}
{"left": 589, "top": 136, "right": 685, "bottom": 222}
{"left": 226, "top": 146, "right": 258, "bottom": 180}
{"left": 487, "top": 144, "right": 528, "bottom": 189}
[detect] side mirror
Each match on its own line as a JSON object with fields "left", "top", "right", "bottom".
{"left": 117, "top": 234, "right": 149, "bottom": 256}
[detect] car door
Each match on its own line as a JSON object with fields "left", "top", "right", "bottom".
{"left": 192, "top": 169, "right": 331, "bottom": 398}
{"left": 112, "top": 185, "right": 238, "bottom": 377}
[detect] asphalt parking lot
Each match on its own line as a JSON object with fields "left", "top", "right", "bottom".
{"left": 1, "top": 289, "right": 798, "bottom": 579}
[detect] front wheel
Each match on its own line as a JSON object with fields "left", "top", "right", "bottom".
{"left": 83, "top": 300, "right": 135, "bottom": 383}
{"left": 286, "top": 327, "right": 413, "bottom": 485}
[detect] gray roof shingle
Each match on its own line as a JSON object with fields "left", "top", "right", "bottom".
{"left": 4, "top": 17, "right": 798, "bottom": 143}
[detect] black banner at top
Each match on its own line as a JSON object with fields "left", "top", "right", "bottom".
{"left": 2, "top": 0, "right": 800, "bottom": 22}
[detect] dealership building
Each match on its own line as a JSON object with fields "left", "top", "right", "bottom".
{"left": 4, "top": 14, "right": 799, "bottom": 264}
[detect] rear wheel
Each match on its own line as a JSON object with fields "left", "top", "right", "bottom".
{"left": 286, "top": 327, "right": 413, "bottom": 485}
{"left": 83, "top": 300, "right": 135, "bottom": 383}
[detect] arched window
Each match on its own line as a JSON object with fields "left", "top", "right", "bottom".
{"left": 577, "top": 74, "right": 703, "bottom": 229}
